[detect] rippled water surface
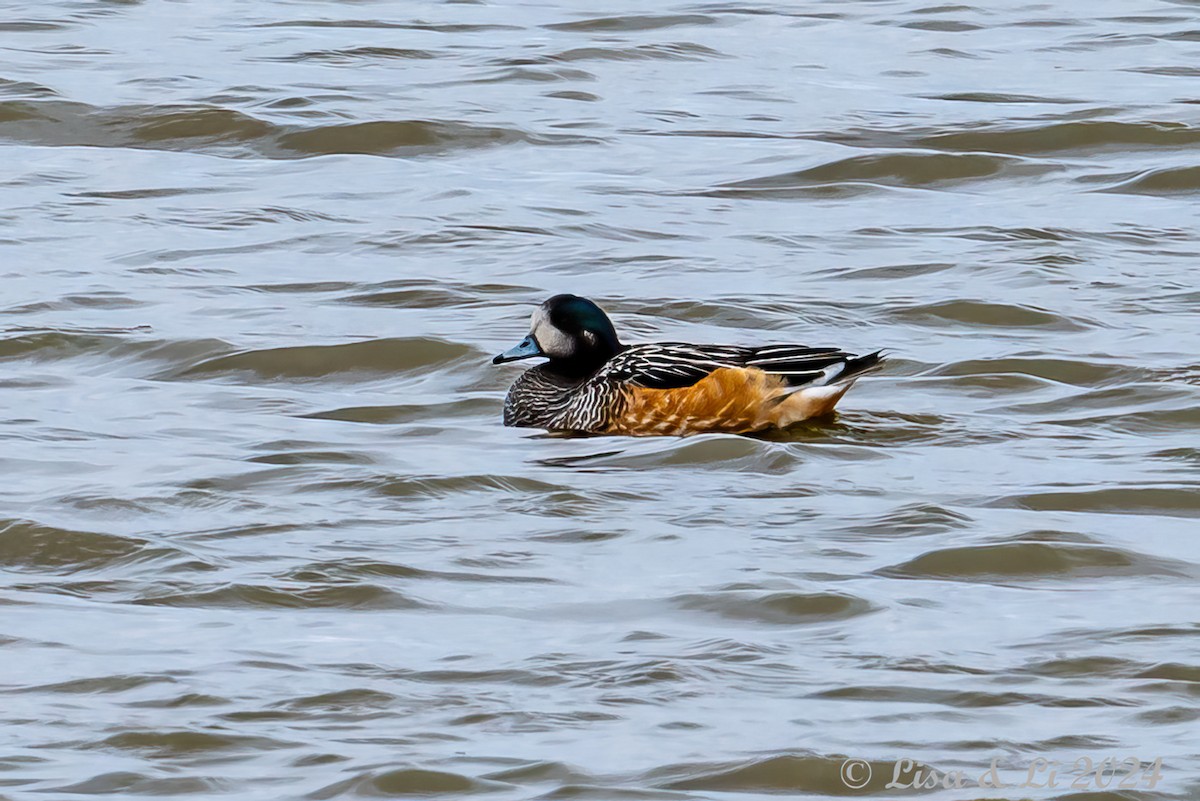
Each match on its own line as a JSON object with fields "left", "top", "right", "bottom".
{"left": 2, "top": 1, "right": 1199, "bottom": 799}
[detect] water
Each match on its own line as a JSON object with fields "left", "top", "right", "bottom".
{"left": 1, "top": 1, "right": 1198, "bottom": 799}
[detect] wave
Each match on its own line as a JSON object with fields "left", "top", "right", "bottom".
{"left": 0, "top": 99, "right": 598, "bottom": 159}
{"left": 698, "top": 152, "right": 1054, "bottom": 197}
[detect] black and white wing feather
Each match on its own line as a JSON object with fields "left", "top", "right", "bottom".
{"left": 603, "top": 343, "right": 881, "bottom": 390}
{"left": 604, "top": 344, "right": 751, "bottom": 389}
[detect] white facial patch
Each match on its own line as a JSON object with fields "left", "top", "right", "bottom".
{"left": 530, "top": 307, "right": 573, "bottom": 358}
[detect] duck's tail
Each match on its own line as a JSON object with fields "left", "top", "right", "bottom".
{"left": 791, "top": 349, "right": 885, "bottom": 391}
{"left": 767, "top": 350, "right": 884, "bottom": 423}
{"left": 832, "top": 349, "right": 885, "bottom": 384}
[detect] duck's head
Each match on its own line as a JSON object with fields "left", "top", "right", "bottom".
{"left": 492, "top": 294, "right": 622, "bottom": 377}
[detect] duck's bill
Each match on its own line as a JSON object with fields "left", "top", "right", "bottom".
{"left": 492, "top": 335, "right": 543, "bottom": 364}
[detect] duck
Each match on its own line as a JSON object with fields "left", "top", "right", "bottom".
{"left": 492, "top": 294, "right": 883, "bottom": 436}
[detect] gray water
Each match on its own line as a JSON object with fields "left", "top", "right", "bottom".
{"left": 1, "top": 1, "right": 1198, "bottom": 799}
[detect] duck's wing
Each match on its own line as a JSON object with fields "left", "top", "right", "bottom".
{"left": 603, "top": 344, "right": 752, "bottom": 389}
{"left": 605, "top": 343, "right": 877, "bottom": 390}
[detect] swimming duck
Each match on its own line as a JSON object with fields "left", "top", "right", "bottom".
{"left": 492, "top": 294, "right": 882, "bottom": 436}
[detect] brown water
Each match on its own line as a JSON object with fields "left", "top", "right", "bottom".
{"left": 1, "top": 1, "right": 1199, "bottom": 799}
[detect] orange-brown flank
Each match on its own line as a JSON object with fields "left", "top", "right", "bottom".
{"left": 604, "top": 367, "right": 851, "bottom": 436}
